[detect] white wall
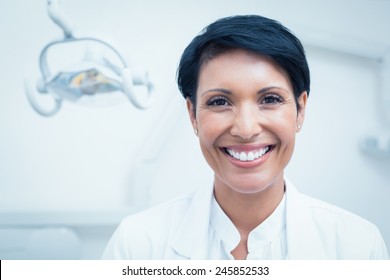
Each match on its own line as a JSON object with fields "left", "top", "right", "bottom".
{"left": 0, "top": 0, "right": 389, "bottom": 259}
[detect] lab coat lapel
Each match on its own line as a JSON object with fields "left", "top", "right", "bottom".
{"left": 169, "top": 185, "right": 214, "bottom": 259}
{"left": 285, "top": 180, "right": 327, "bottom": 259}
{"left": 169, "top": 180, "right": 328, "bottom": 259}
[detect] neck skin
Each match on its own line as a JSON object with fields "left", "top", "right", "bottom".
{"left": 213, "top": 173, "right": 285, "bottom": 259}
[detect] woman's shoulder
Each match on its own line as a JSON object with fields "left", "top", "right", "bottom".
{"left": 286, "top": 180, "right": 388, "bottom": 259}
{"left": 301, "top": 193, "right": 375, "bottom": 228}
{"left": 121, "top": 192, "right": 196, "bottom": 228}
{"left": 286, "top": 180, "right": 377, "bottom": 229}
{"left": 102, "top": 192, "right": 197, "bottom": 259}
{"left": 299, "top": 193, "right": 388, "bottom": 258}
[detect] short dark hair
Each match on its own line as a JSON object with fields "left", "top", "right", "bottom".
{"left": 177, "top": 15, "right": 310, "bottom": 111}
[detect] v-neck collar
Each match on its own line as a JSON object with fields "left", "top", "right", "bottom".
{"left": 169, "top": 180, "right": 327, "bottom": 259}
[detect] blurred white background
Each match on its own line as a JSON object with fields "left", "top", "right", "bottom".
{"left": 0, "top": 0, "right": 389, "bottom": 259}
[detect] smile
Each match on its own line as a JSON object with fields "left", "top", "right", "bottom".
{"left": 223, "top": 146, "right": 272, "bottom": 162}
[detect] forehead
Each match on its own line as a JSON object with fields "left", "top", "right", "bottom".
{"left": 197, "top": 49, "right": 292, "bottom": 92}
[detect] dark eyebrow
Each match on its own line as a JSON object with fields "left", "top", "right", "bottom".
{"left": 201, "top": 88, "right": 232, "bottom": 96}
{"left": 201, "top": 86, "right": 289, "bottom": 96}
{"left": 257, "top": 86, "right": 288, "bottom": 94}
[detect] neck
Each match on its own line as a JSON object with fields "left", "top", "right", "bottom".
{"left": 214, "top": 176, "right": 285, "bottom": 234}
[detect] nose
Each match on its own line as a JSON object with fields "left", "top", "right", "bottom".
{"left": 230, "top": 103, "right": 262, "bottom": 139}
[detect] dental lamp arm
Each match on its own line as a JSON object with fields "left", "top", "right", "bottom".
{"left": 47, "top": 0, "right": 74, "bottom": 38}
{"left": 122, "top": 68, "right": 155, "bottom": 110}
{"left": 24, "top": 79, "right": 62, "bottom": 117}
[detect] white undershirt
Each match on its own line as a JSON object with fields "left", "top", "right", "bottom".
{"left": 208, "top": 193, "right": 287, "bottom": 260}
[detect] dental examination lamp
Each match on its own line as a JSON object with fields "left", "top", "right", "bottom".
{"left": 25, "top": 0, "right": 154, "bottom": 117}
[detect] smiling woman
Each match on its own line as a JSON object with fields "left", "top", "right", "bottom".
{"left": 192, "top": 51, "right": 305, "bottom": 196}
{"left": 102, "top": 15, "right": 388, "bottom": 260}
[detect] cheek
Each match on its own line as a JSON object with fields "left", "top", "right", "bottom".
{"left": 268, "top": 110, "right": 297, "bottom": 143}
{"left": 196, "top": 113, "right": 227, "bottom": 170}
{"left": 197, "top": 111, "right": 229, "bottom": 144}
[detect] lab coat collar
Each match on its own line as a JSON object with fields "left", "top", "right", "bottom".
{"left": 170, "top": 184, "right": 214, "bottom": 259}
{"left": 170, "top": 179, "right": 328, "bottom": 259}
{"left": 284, "top": 179, "right": 327, "bottom": 259}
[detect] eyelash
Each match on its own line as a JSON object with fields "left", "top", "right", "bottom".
{"left": 205, "top": 93, "right": 284, "bottom": 108}
{"left": 261, "top": 94, "right": 284, "bottom": 104}
{"left": 206, "top": 96, "right": 231, "bottom": 107}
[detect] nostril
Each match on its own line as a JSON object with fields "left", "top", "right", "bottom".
{"left": 230, "top": 119, "right": 262, "bottom": 139}
{"left": 229, "top": 106, "right": 263, "bottom": 139}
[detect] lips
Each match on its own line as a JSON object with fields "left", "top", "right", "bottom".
{"left": 222, "top": 145, "right": 273, "bottom": 162}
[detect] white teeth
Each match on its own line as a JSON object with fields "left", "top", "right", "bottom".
{"left": 239, "top": 152, "right": 247, "bottom": 161}
{"left": 225, "top": 146, "right": 271, "bottom": 162}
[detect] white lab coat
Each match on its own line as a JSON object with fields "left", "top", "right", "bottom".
{"left": 102, "top": 180, "right": 389, "bottom": 259}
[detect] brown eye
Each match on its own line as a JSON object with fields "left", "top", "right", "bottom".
{"left": 262, "top": 94, "right": 283, "bottom": 104}
{"left": 207, "top": 96, "right": 230, "bottom": 106}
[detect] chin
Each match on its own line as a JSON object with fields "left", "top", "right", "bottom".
{"left": 228, "top": 176, "right": 276, "bottom": 194}
{"left": 223, "top": 169, "right": 286, "bottom": 194}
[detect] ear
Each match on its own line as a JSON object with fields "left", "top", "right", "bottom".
{"left": 186, "top": 98, "right": 198, "bottom": 131}
{"left": 296, "top": 91, "right": 308, "bottom": 132}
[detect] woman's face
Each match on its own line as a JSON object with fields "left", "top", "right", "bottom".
{"left": 187, "top": 49, "right": 307, "bottom": 194}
